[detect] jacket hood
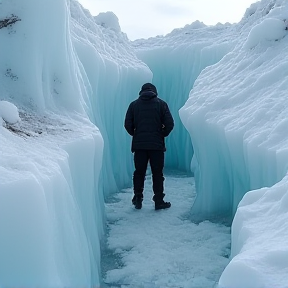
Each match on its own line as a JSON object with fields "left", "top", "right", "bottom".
{"left": 139, "top": 83, "right": 158, "bottom": 95}
{"left": 139, "top": 90, "right": 157, "bottom": 100}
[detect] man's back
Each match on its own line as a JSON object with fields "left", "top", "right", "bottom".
{"left": 125, "top": 83, "right": 174, "bottom": 152}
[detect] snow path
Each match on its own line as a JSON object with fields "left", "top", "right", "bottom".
{"left": 101, "top": 171, "right": 231, "bottom": 288}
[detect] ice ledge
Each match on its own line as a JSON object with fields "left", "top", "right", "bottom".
{"left": 0, "top": 111, "right": 104, "bottom": 287}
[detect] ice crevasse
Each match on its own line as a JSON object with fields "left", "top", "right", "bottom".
{"left": 0, "top": 0, "right": 287, "bottom": 287}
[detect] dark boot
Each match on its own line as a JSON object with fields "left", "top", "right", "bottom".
{"left": 155, "top": 201, "right": 171, "bottom": 210}
{"left": 153, "top": 193, "right": 171, "bottom": 210}
{"left": 132, "top": 194, "right": 143, "bottom": 209}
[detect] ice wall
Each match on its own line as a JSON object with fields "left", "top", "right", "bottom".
{"left": 0, "top": 113, "right": 104, "bottom": 287}
{"left": 174, "top": 1, "right": 288, "bottom": 285}
{"left": 70, "top": 1, "right": 152, "bottom": 196}
{"left": 180, "top": 0, "right": 288, "bottom": 221}
{"left": 0, "top": 0, "right": 104, "bottom": 286}
{"left": 133, "top": 22, "right": 236, "bottom": 170}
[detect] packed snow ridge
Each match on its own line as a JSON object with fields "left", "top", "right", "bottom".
{"left": 0, "top": 0, "right": 287, "bottom": 287}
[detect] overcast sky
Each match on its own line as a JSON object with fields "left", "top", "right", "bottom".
{"left": 77, "top": 0, "right": 258, "bottom": 40}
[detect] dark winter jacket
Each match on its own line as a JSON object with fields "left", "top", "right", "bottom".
{"left": 124, "top": 83, "right": 174, "bottom": 152}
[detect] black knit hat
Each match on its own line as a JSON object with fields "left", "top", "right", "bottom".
{"left": 139, "top": 83, "right": 158, "bottom": 95}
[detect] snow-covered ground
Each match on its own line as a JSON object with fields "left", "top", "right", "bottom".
{"left": 102, "top": 171, "right": 230, "bottom": 288}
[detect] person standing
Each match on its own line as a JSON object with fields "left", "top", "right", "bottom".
{"left": 124, "top": 83, "right": 174, "bottom": 210}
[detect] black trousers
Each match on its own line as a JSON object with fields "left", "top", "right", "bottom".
{"left": 133, "top": 150, "right": 165, "bottom": 201}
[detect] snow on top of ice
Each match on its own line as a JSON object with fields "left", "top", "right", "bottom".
{"left": 133, "top": 20, "right": 237, "bottom": 50}
{"left": 1, "top": 109, "right": 100, "bottom": 178}
{"left": 219, "top": 173, "right": 288, "bottom": 288}
{"left": 70, "top": 0, "right": 146, "bottom": 68}
{"left": 244, "top": 0, "right": 288, "bottom": 48}
{"left": 131, "top": 0, "right": 265, "bottom": 50}
{"left": 132, "top": 0, "right": 287, "bottom": 52}
{"left": 94, "top": 11, "right": 121, "bottom": 33}
{"left": 132, "top": 0, "right": 283, "bottom": 53}
{"left": 0, "top": 100, "right": 20, "bottom": 124}
{"left": 245, "top": 18, "right": 286, "bottom": 48}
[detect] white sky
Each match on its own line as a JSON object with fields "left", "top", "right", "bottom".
{"left": 77, "top": 0, "right": 258, "bottom": 40}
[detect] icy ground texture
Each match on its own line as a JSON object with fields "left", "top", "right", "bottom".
{"left": 103, "top": 172, "right": 230, "bottom": 288}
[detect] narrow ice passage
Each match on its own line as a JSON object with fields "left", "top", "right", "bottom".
{"left": 101, "top": 171, "right": 231, "bottom": 288}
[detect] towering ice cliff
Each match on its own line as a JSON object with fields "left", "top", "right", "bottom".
{"left": 0, "top": 0, "right": 106, "bottom": 286}
{"left": 70, "top": 1, "right": 152, "bottom": 196}
{"left": 0, "top": 0, "right": 151, "bottom": 285}
{"left": 179, "top": 0, "right": 288, "bottom": 220}
{"left": 0, "top": 0, "right": 152, "bottom": 285}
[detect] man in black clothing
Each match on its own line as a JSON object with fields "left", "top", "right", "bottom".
{"left": 124, "top": 83, "right": 174, "bottom": 210}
